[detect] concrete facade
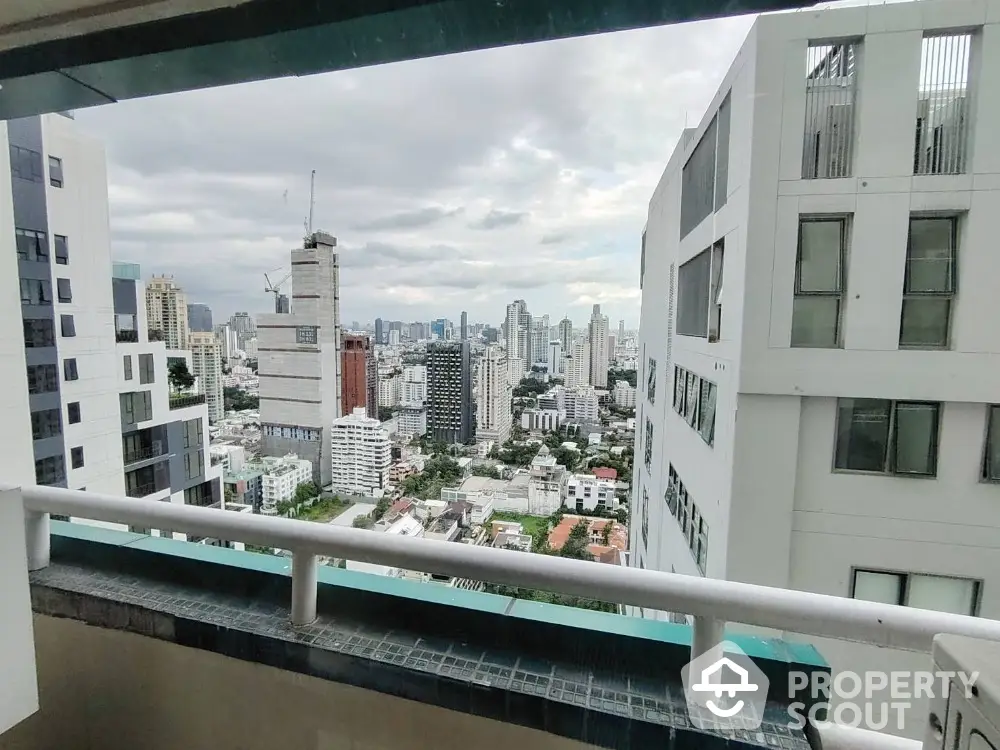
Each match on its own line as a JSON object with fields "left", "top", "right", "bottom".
{"left": 631, "top": 0, "right": 1000, "bottom": 735}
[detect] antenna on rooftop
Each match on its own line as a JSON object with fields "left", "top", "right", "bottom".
{"left": 307, "top": 169, "right": 316, "bottom": 236}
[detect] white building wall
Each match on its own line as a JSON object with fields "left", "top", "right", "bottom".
{"left": 633, "top": 0, "right": 1000, "bottom": 735}
{"left": 41, "top": 115, "right": 124, "bottom": 495}
{"left": 189, "top": 331, "right": 223, "bottom": 424}
{"left": 330, "top": 407, "right": 391, "bottom": 496}
{"left": 476, "top": 345, "right": 512, "bottom": 444}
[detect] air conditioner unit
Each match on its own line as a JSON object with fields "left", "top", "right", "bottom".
{"left": 924, "top": 635, "right": 999, "bottom": 750}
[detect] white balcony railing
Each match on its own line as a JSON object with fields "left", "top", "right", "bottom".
{"left": 12, "top": 483, "right": 1000, "bottom": 750}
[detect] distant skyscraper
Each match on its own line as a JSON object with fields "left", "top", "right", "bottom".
{"left": 558, "top": 317, "right": 573, "bottom": 351}
{"left": 229, "top": 312, "right": 255, "bottom": 350}
{"left": 187, "top": 303, "right": 213, "bottom": 333}
{"left": 608, "top": 334, "right": 617, "bottom": 362}
{"left": 426, "top": 341, "right": 473, "bottom": 444}
{"left": 341, "top": 334, "right": 373, "bottom": 418}
{"left": 588, "top": 304, "right": 610, "bottom": 388}
{"left": 431, "top": 318, "right": 447, "bottom": 339}
{"left": 476, "top": 345, "right": 512, "bottom": 444}
{"left": 145, "top": 276, "right": 189, "bottom": 349}
{"left": 275, "top": 294, "right": 290, "bottom": 314}
{"left": 374, "top": 317, "right": 384, "bottom": 345}
{"left": 564, "top": 339, "right": 591, "bottom": 389}
{"left": 351, "top": 320, "right": 360, "bottom": 331}
{"left": 618, "top": 319, "right": 626, "bottom": 340}
{"left": 530, "top": 315, "right": 550, "bottom": 365}
{"left": 461, "top": 311, "right": 468, "bottom": 340}
{"left": 505, "top": 300, "right": 531, "bottom": 373}
{"left": 259, "top": 231, "right": 341, "bottom": 486}
{"left": 190, "top": 331, "right": 224, "bottom": 423}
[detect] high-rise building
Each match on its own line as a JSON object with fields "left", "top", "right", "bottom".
{"left": 213, "top": 323, "right": 238, "bottom": 365}
{"left": 388, "top": 329, "right": 400, "bottom": 346}
{"left": 530, "top": 315, "right": 550, "bottom": 365}
{"left": 548, "top": 340, "right": 562, "bottom": 375}
{"left": 401, "top": 365, "right": 427, "bottom": 405}
{"left": 504, "top": 300, "right": 531, "bottom": 374}
{"left": 558, "top": 317, "right": 573, "bottom": 351}
{"left": 229, "top": 312, "right": 255, "bottom": 350}
{"left": 187, "top": 303, "right": 213, "bottom": 333}
{"left": 374, "top": 317, "right": 384, "bottom": 345}
{"left": 189, "top": 331, "right": 224, "bottom": 424}
{"left": 258, "top": 231, "right": 341, "bottom": 486}
{"left": 9, "top": 114, "right": 124, "bottom": 496}
{"left": 430, "top": 318, "right": 447, "bottom": 340}
{"left": 365, "top": 349, "right": 377, "bottom": 419}
{"left": 632, "top": 3, "right": 1000, "bottom": 735}
{"left": 275, "top": 294, "right": 290, "bottom": 314}
{"left": 460, "top": 310, "right": 468, "bottom": 341}
{"left": 341, "top": 334, "right": 373, "bottom": 418}
{"left": 145, "top": 276, "right": 189, "bottom": 349}
{"left": 608, "top": 334, "right": 617, "bottom": 362}
{"left": 4, "top": 114, "right": 223, "bottom": 538}
{"left": 427, "top": 341, "right": 473, "bottom": 444}
{"left": 330, "top": 407, "right": 391, "bottom": 497}
{"left": 476, "top": 345, "right": 512, "bottom": 445}
{"left": 588, "top": 304, "right": 609, "bottom": 388}
{"left": 564, "top": 339, "right": 590, "bottom": 390}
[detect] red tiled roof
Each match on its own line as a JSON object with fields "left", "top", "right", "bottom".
{"left": 547, "top": 515, "right": 628, "bottom": 564}
{"left": 591, "top": 467, "right": 618, "bottom": 480}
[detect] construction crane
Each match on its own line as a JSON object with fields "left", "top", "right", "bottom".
{"left": 264, "top": 267, "right": 292, "bottom": 313}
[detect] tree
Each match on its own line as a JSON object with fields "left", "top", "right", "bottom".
{"left": 352, "top": 515, "right": 375, "bottom": 529}
{"left": 470, "top": 465, "right": 500, "bottom": 479}
{"left": 276, "top": 499, "right": 294, "bottom": 517}
{"left": 614, "top": 506, "right": 629, "bottom": 525}
{"left": 601, "top": 521, "right": 613, "bottom": 546}
{"left": 608, "top": 368, "right": 637, "bottom": 388}
{"left": 224, "top": 386, "right": 259, "bottom": 411}
{"left": 167, "top": 359, "right": 196, "bottom": 392}
{"left": 377, "top": 406, "right": 395, "bottom": 422}
{"left": 559, "top": 521, "right": 593, "bottom": 561}
{"left": 293, "top": 482, "right": 318, "bottom": 505}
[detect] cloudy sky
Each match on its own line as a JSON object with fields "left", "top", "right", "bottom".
{"left": 75, "top": 12, "right": 758, "bottom": 330}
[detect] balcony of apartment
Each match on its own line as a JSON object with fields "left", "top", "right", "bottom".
{"left": 125, "top": 465, "right": 169, "bottom": 499}
{"left": 2, "top": 485, "right": 998, "bottom": 750}
{"left": 170, "top": 393, "right": 207, "bottom": 410}
{"left": 122, "top": 427, "right": 170, "bottom": 469}
{"left": 115, "top": 313, "right": 140, "bottom": 343}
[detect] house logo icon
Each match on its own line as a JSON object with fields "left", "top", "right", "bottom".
{"left": 681, "top": 640, "right": 769, "bottom": 732}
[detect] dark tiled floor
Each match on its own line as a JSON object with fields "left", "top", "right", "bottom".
{"left": 30, "top": 561, "right": 811, "bottom": 750}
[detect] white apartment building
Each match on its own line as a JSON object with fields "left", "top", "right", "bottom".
{"left": 565, "top": 474, "right": 616, "bottom": 514}
{"left": 476, "top": 345, "right": 512, "bottom": 444}
{"left": 401, "top": 364, "right": 427, "bottom": 404}
{"left": 396, "top": 404, "right": 427, "bottom": 438}
{"left": 258, "top": 453, "right": 313, "bottom": 513}
{"left": 564, "top": 339, "right": 590, "bottom": 389}
{"left": 564, "top": 387, "right": 599, "bottom": 423}
{"left": 189, "top": 331, "right": 223, "bottom": 424}
{"left": 377, "top": 369, "right": 402, "bottom": 408}
{"left": 548, "top": 340, "right": 562, "bottom": 374}
{"left": 530, "top": 315, "right": 550, "bottom": 366}
{"left": 214, "top": 322, "right": 238, "bottom": 365}
{"left": 330, "top": 407, "right": 391, "bottom": 497}
{"left": 145, "top": 275, "right": 189, "bottom": 350}
{"left": 588, "top": 304, "right": 609, "bottom": 388}
{"left": 632, "top": 0, "right": 1000, "bottom": 736}
{"left": 612, "top": 381, "right": 637, "bottom": 409}
{"left": 258, "top": 232, "right": 341, "bottom": 486}
{"left": 521, "top": 408, "right": 561, "bottom": 432}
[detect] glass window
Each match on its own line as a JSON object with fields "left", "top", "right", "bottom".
{"left": 23, "top": 319, "right": 55, "bottom": 348}
{"left": 123, "top": 355, "right": 133, "bottom": 381}
{"left": 71, "top": 446, "right": 84, "bottom": 469}
{"left": 907, "top": 574, "right": 978, "bottom": 616}
{"left": 60, "top": 314, "right": 76, "bottom": 337}
{"left": 673, "top": 366, "right": 685, "bottom": 412}
{"left": 983, "top": 406, "right": 1000, "bottom": 482}
{"left": 892, "top": 402, "right": 940, "bottom": 476}
{"left": 20, "top": 279, "right": 51, "bottom": 305}
{"left": 640, "top": 487, "right": 649, "bottom": 547}
{"left": 836, "top": 399, "right": 940, "bottom": 476}
{"left": 900, "top": 217, "right": 957, "bottom": 348}
{"left": 15, "top": 228, "right": 48, "bottom": 262}
{"left": 57, "top": 278, "right": 72, "bottom": 303}
{"left": 27, "top": 364, "right": 58, "bottom": 394}
{"left": 54, "top": 235, "right": 68, "bottom": 264}
{"left": 31, "top": 408, "right": 62, "bottom": 440}
{"left": 35, "top": 455, "right": 66, "bottom": 486}
{"left": 802, "top": 42, "right": 859, "bottom": 179}
{"left": 792, "top": 218, "right": 846, "bottom": 348}
{"left": 835, "top": 398, "right": 891, "bottom": 472}
{"left": 64, "top": 358, "right": 78, "bottom": 381}
{"left": 699, "top": 382, "right": 717, "bottom": 446}
{"left": 67, "top": 402, "right": 81, "bottom": 424}
{"left": 852, "top": 570, "right": 903, "bottom": 605}
{"left": 10, "top": 145, "right": 44, "bottom": 182}
{"left": 677, "top": 248, "right": 711, "bottom": 337}
{"left": 647, "top": 358, "right": 657, "bottom": 404}
{"left": 48, "top": 156, "right": 63, "bottom": 188}
{"left": 139, "top": 353, "right": 154, "bottom": 384}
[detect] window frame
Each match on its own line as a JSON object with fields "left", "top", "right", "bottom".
{"left": 48, "top": 155, "right": 64, "bottom": 188}
{"left": 851, "top": 567, "right": 980, "bottom": 616}
{"left": 60, "top": 314, "right": 76, "bottom": 338}
{"left": 899, "top": 215, "right": 958, "bottom": 350}
{"left": 123, "top": 355, "right": 133, "bottom": 381}
{"left": 833, "top": 398, "right": 941, "bottom": 477}
{"left": 70, "top": 446, "right": 84, "bottom": 469}
{"left": 67, "top": 402, "right": 81, "bottom": 424}
{"left": 139, "top": 353, "right": 155, "bottom": 385}
{"left": 54, "top": 234, "right": 69, "bottom": 264}
{"left": 56, "top": 278, "right": 72, "bottom": 303}
{"left": 792, "top": 216, "right": 848, "bottom": 348}
{"left": 64, "top": 358, "right": 79, "bottom": 382}
{"left": 982, "top": 405, "right": 1000, "bottom": 482}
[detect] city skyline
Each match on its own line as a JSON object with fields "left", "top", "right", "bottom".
{"left": 72, "top": 13, "right": 755, "bottom": 326}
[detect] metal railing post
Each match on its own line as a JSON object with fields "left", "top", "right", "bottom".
{"left": 691, "top": 615, "right": 725, "bottom": 659}
{"left": 24, "top": 508, "right": 50, "bottom": 571}
{"left": 290, "top": 551, "right": 317, "bottom": 626}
